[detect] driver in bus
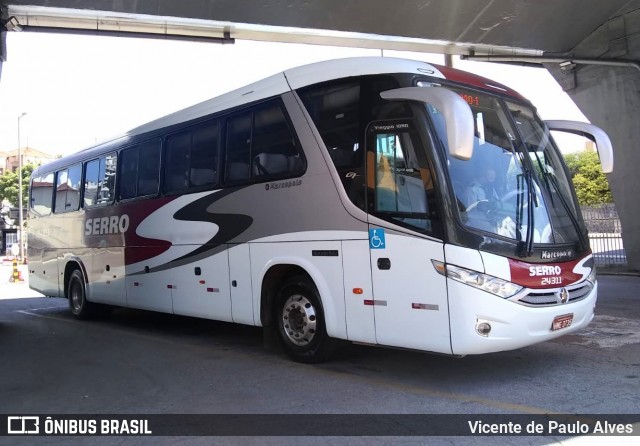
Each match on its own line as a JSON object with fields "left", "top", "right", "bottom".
{"left": 463, "top": 166, "right": 519, "bottom": 239}
{"left": 463, "top": 167, "right": 500, "bottom": 210}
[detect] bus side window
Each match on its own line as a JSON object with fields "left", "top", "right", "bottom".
{"left": 31, "top": 173, "right": 54, "bottom": 216}
{"left": 251, "top": 101, "right": 304, "bottom": 179}
{"left": 369, "top": 127, "right": 435, "bottom": 234}
{"left": 165, "top": 132, "right": 190, "bottom": 193}
{"left": 54, "top": 169, "right": 68, "bottom": 213}
{"left": 189, "top": 120, "right": 219, "bottom": 187}
{"left": 55, "top": 164, "right": 81, "bottom": 213}
{"left": 98, "top": 154, "right": 117, "bottom": 204}
{"left": 84, "top": 159, "right": 101, "bottom": 207}
{"left": 85, "top": 153, "right": 117, "bottom": 206}
{"left": 165, "top": 120, "right": 219, "bottom": 193}
{"left": 225, "top": 112, "right": 252, "bottom": 183}
{"left": 121, "top": 141, "right": 160, "bottom": 199}
{"left": 137, "top": 140, "right": 161, "bottom": 196}
{"left": 119, "top": 147, "right": 138, "bottom": 200}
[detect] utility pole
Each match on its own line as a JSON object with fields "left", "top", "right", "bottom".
{"left": 17, "top": 112, "right": 27, "bottom": 263}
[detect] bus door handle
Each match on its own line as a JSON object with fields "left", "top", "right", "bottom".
{"left": 377, "top": 258, "right": 391, "bottom": 270}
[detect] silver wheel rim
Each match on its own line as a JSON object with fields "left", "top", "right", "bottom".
{"left": 70, "top": 280, "right": 83, "bottom": 313}
{"left": 281, "top": 293, "right": 317, "bottom": 346}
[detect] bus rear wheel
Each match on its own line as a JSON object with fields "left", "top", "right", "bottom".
{"left": 275, "top": 276, "right": 335, "bottom": 363}
{"left": 68, "top": 269, "right": 96, "bottom": 319}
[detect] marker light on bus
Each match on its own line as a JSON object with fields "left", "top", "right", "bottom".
{"left": 476, "top": 321, "right": 492, "bottom": 336}
{"left": 432, "top": 261, "right": 522, "bottom": 298}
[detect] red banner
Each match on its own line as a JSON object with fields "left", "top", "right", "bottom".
{"left": 508, "top": 258, "right": 584, "bottom": 289}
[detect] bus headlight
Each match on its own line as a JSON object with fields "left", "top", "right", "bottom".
{"left": 445, "top": 264, "right": 522, "bottom": 298}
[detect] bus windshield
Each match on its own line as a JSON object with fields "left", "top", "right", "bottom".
{"left": 429, "top": 88, "right": 581, "bottom": 246}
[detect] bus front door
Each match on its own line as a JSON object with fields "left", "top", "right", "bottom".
{"left": 366, "top": 127, "right": 452, "bottom": 354}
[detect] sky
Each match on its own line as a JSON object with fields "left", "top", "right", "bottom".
{"left": 0, "top": 32, "right": 588, "bottom": 157}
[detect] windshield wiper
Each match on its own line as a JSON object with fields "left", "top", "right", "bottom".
{"left": 515, "top": 174, "right": 524, "bottom": 242}
{"left": 525, "top": 171, "right": 536, "bottom": 256}
{"left": 514, "top": 152, "right": 536, "bottom": 258}
{"left": 531, "top": 151, "right": 555, "bottom": 208}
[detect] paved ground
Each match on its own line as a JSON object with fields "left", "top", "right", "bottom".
{"left": 0, "top": 264, "right": 639, "bottom": 445}
{"left": 1, "top": 263, "right": 40, "bottom": 299}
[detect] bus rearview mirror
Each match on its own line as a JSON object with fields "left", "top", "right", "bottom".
{"left": 545, "top": 120, "right": 614, "bottom": 173}
{"left": 380, "top": 87, "right": 474, "bottom": 161}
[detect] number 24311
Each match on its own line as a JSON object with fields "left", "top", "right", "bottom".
{"left": 541, "top": 276, "right": 563, "bottom": 286}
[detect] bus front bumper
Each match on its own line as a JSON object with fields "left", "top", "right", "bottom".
{"left": 447, "top": 279, "right": 597, "bottom": 355}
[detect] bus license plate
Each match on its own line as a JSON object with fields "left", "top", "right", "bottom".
{"left": 551, "top": 314, "right": 573, "bottom": 331}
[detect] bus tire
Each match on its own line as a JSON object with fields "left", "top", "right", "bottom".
{"left": 275, "top": 275, "right": 335, "bottom": 363}
{"left": 68, "top": 269, "right": 95, "bottom": 320}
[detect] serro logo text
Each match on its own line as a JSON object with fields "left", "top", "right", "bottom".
{"left": 529, "top": 265, "right": 562, "bottom": 277}
{"left": 85, "top": 214, "right": 130, "bottom": 236}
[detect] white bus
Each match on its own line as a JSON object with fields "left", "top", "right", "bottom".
{"left": 28, "top": 57, "right": 613, "bottom": 362}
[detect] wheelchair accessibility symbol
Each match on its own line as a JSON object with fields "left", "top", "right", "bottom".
{"left": 369, "top": 228, "right": 386, "bottom": 249}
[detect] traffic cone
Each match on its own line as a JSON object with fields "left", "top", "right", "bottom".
{"left": 9, "top": 258, "right": 24, "bottom": 283}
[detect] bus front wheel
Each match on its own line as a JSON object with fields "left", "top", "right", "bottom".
{"left": 275, "top": 276, "right": 334, "bottom": 363}
{"left": 68, "top": 269, "right": 95, "bottom": 319}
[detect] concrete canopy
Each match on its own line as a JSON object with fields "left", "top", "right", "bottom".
{"left": 1, "top": 0, "right": 637, "bottom": 57}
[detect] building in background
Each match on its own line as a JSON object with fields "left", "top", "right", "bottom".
{"left": 0, "top": 147, "right": 57, "bottom": 175}
{"left": 0, "top": 147, "right": 55, "bottom": 259}
{"left": 0, "top": 204, "right": 23, "bottom": 259}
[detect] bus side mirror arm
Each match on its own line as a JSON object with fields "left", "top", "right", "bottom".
{"left": 545, "top": 120, "right": 614, "bottom": 173}
{"left": 380, "top": 87, "right": 474, "bottom": 160}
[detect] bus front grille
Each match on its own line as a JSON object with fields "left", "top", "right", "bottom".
{"left": 514, "top": 282, "right": 593, "bottom": 307}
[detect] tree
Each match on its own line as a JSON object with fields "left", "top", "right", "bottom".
{"left": 563, "top": 151, "right": 613, "bottom": 205}
{"left": 0, "top": 164, "right": 35, "bottom": 208}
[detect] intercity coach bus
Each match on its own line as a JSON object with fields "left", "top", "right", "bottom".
{"left": 28, "top": 57, "right": 613, "bottom": 362}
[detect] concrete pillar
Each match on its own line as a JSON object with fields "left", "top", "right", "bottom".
{"left": 547, "top": 63, "right": 640, "bottom": 272}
